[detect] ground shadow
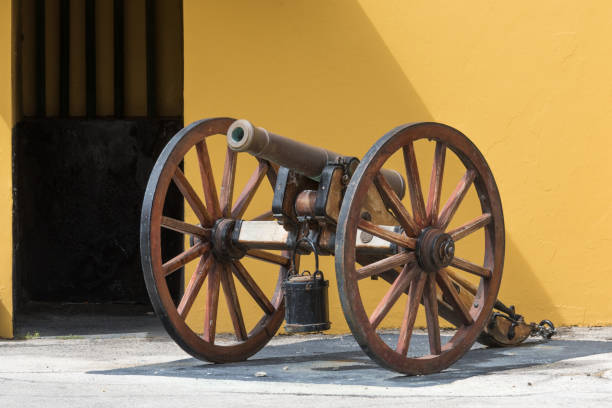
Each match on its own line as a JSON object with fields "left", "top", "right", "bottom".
{"left": 90, "top": 333, "right": 612, "bottom": 388}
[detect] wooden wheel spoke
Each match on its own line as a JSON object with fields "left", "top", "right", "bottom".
{"left": 444, "top": 268, "right": 477, "bottom": 296}
{"left": 357, "top": 252, "right": 415, "bottom": 280}
{"left": 436, "top": 269, "right": 474, "bottom": 326}
{"left": 423, "top": 273, "right": 442, "bottom": 355}
{"left": 177, "top": 254, "right": 213, "bottom": 318}
{"left": 426, "top": 142, "right": 446, "bottom": 225}
{"left": 246, "top": 250, "right": 291, "bottom": 267}
{"left": 203, "top": 262, "right": 221, "bottom": 343}
{"left": 397, "top": 271, "right": 427, "bottom": 355}
{"left": 231, "top": 160, "right": 269, "bottom": 219}
{"left": 436, "top": 169, "right": 476, "bottom": 231}
{"left": 172, "top": 168, "right": 212, "bottom": 226}
{"left": 161, "top": 216, "right": 210, "bottom": 238}
{"left": 220, "top": 264, "right": 248, "bottom": 341}
{"left": 162, "top": 243, "right": 210, "bottom": 277}
{"left": 374, "top": 173, "right": 420, "bottom": 236}
{"left": 251, "top": 210, "right": 274, "bottom": 221}
{"left": 403, "top": 142, "right": 427, "bottom": 226}
{"left": 219, "top": 147, "right": 238, "bottom": 217}
{"left": 448, "top": 213, "right": 492, "bottom": 241}
{"left": 369, "top": 264, "right": 420, "bottom": 329}
{"left": 358, "top": 219, "right": 416, "bottom": 249}
{"left": 195, "top": 140, "right": 222, "bottom": 219}
{"left": 450, "top": 257, "right": 492, "bottom": 279}
{"left": 231, "top": 261, "right": 275, "bottom": 314}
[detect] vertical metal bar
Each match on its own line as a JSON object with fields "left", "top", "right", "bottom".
{"left": 35, "top": 0, "right": 46, "bottom": 117}
{"left": 113, "top": 0, "right": 124, "bottom": 117}
{"left": 146, "top": 0, "right": 156, "bottom": 117}
{"left": 59, "top": 0, "right": 70, "bottom": 117}
{"left": 85, "top": 0, "right": 96, "bottom": 117}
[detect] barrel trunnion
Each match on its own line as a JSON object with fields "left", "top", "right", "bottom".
{"left": 141, "top": 117, "right": 550, "bottom": 374}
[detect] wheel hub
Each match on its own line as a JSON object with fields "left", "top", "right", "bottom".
{"left": 210, "top": 218, "right": 245, "bottom": 260}
{"left": 416, "top": 227, "right": 455, "bottom": 273}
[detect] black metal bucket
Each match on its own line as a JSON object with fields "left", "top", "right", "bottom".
{"left": 282, "top": 238, "right": 330, "bottom": 333}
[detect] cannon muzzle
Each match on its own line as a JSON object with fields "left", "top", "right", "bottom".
{"left": 227, "top": 119, "right": 405, "bottom": 198}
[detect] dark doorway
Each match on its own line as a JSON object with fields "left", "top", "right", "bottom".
{"left": 13, "top": 0, "right": 184, "bottom": 309}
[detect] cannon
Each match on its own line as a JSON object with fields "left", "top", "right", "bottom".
{"left": 141, "top": 117, "right": 553, "bottom": 374}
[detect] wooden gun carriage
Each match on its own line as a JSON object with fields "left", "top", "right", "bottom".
{"left": 140, "top": 117, "right": 553, "bottom": 375}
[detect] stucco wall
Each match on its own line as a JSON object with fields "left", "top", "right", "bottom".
{"left": 179, "top": 1, "right": 609, "bottom": 333}
{"left": 0, "top": 0, "right": 14, "bottom": 339}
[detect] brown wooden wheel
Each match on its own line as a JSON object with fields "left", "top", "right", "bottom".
{"left": 140, "top": 117, "right": 290, "bottom": 363}
{"left": 335, "top": 122, "right": 505, "bottom": 374}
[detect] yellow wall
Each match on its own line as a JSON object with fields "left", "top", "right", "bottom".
{"left": 186, "top": 0, "right": 610, "bottom": 333}
{"left": 0, "top": 0, "right": 14, "bottom": 339}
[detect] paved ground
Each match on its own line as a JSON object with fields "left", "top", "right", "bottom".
{"left": 1, "top": 304, "right": 611, "bottom": 407}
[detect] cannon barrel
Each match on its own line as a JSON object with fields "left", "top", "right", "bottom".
{"left": 226, "top": 119, "right": 405, "bottom": 198}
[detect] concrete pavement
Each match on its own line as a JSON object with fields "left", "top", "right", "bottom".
{"left": 1, "top": 305, "right": 611, "bottom": 407}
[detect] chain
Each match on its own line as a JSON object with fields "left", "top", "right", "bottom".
{"left": 493, "top": 301, "right": 556, "bottom": 340}
{"left": 529, "top": 319, "right": 557, "bottom": 339}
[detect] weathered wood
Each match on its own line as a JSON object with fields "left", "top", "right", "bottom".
{"left": 232, "top": 160, "right": 268, "bottom": 219}
{"left": 161, "top": 216, "right": 210, "bottom": 238}
{"left": 220, "top": 264, "right": 247, "bottom": 341}
{"left": 246, "top": 249, "right": 291, "bottom": 267}
{"left": 374, "top": 173, "right": 420, "bottom": 236}
{"left": 177, "top": 254, "right": 213, "bottom": 317}
{"left": 436, "top": 169, "right": 476, "bottom": 231}
{"left": 426, "top": 142, "right": 446, "bottom": 224}
{"left": 451, "top": 257, "right": 492, "bottom": 279}
{"left": 436, "top": 268, "right": 474, "bottom": 325}
{"left": 358, "top": 219, "right": 416, "bottom": 249}
{"left": 397, "top": 271, "right": 427, "bottom": 355}
{"left": 369, "top": 264, "right": 419, "bottom": 328}
{"left": 195, "top": 140, "right": 221, "bottom": 219}
{"left": 219, "top": 148, "right": 238, "bottom": 217}
{"left": 403, "top": 142, "right": 427, "bottom": 226}
{"left": 231, "top": 261, "right": 275, "bottom": 314}
{"left": 423, "top": 273, "right": 441, "bottom": 355}
{"left": 448, "top": 213, "right": 491, "bottom": 241}
{"left": 172, "top": 168, "right": 212, "bottom": 226}
{"left": 162, "top": 243, "right": 209, "bottom": 277}
{"left": 356, "top": 251, "right": 415, "bottom": 280}
{"left": 203, "top": 262, "right": 221, "bottom": 343}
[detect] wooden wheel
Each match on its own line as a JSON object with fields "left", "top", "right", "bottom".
{"left": 335, "top": 122, "right": 505, "bottom": 374}
{"left": 140, "top": 117, "right": 289, "bottom": 363}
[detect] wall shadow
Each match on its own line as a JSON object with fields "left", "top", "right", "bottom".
{"left": 500, "top": 236, "right": 564, "bottom": 325}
